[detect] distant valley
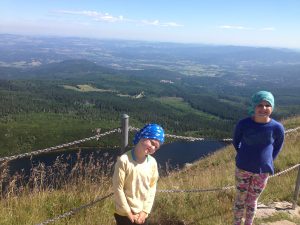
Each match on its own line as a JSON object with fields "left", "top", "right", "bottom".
{"left": 0, "top": 34, "right": 300, "bottom": 156}
{"left": 1, "top": 34, "right": 300, "bottom": 77}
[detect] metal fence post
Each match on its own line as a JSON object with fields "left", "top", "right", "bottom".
{"left": 120, "top": 114, "right": 129, "bottom": 155}
{"left": 292, "top": 165, "right": 300, "bottom": 209}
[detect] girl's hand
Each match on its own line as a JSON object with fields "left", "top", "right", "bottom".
{"left": 136, "top": 211, "right": 148, "bottom": 224}
{"left": 127, "top": 212, "right": 138, "bottom": 223}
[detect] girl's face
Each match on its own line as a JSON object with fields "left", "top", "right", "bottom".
{"left": 139, "top": 138, "right": 160, "bottom": 155}
{"left": 254, "top": 100, "right": 273, "bottom": 118}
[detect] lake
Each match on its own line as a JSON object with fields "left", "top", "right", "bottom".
{"left": 154, "top": 140, "right": 226, "bottom": 173}
{"left": 7, "top": 140, "right": 227, "bottom": 177}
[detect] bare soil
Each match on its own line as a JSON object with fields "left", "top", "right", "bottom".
{"left": 256, "top": 201, "right": 300, "bottom": 225}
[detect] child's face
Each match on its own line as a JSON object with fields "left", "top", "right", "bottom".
{"left": 254, "top": 100, "right": 273, "bottom": 118}
{"left": 139, "top": 138, "right": 160, "bottom": 155}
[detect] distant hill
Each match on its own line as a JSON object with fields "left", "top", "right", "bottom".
{"left": 1, "top": 34, "right": 300, "bottom": 88}
{"left": 25, "top": 59, "right": 117, "bottom": 79}
{"left": 1, "top": 34, "right": 300, "bottom": 70}
{"left": 0, "top": 59, "right": 183, "bottom": 80}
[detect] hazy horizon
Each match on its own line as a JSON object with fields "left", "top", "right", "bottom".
{"left": 1, "top": 1, "right": 300, "bottom": 50}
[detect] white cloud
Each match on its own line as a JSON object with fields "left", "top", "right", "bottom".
{"left": 219, "top": 25, "right": 276, "bottom": 32}
{"left": 56, "top": 10, "right": 182, "bottom": 27}
{"left": 161, "top": 22, "right": 183, "bottom": 27}
{"left": 219, "top": 25, "right": 252, "bottom": 30}
{"left": 56, "top": 10, "right": 124, "bottom": 22}
{"left": 142, "top": 19, "right": 160, "bottom": 26}
{"left": 141, "top": 20, "right": 183, "bottom": 27}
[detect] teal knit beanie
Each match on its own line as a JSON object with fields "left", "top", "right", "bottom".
{"left": 248, "top": 91, "right": 275, "bottom": 116}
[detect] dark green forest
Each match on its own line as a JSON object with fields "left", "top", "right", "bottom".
{"left": 0, "top": 60, "right": 300, "bottom": 157}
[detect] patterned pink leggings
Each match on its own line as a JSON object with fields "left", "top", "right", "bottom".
{"left": 233, "top": 168, "right": 269, "bottom": 225}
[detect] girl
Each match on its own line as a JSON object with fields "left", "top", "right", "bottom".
{"left": 233, "top": 91, "right": 285, "bottom": 225}
{"left": 113, "top": 123, "right": 165, "bottom": 225}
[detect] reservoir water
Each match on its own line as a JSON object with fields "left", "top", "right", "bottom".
{"left": 7, "top": 140, "right": 227, "bottom": 177}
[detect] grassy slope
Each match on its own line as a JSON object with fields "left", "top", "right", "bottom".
{"left": 155, "top": 96, "right": 221, "bottom": 120}
{"left": 150, "top": 117, "right": 300, "bottom": 225}
{"left": 0, "top": 117, "right": 299, "bottom": 225}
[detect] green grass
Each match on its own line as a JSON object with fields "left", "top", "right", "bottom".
{"left": 63, "top": 84, "right": 115, "bottom": 93}
{"left": 155, "top": 96, "right": 221, "bottom": 120}
{"left": 0, "top": 117, "right": 299, "bottom": 225}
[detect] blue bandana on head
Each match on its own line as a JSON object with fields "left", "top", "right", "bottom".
{"left": 133, "top": 123, "right": 165, "bottom": 145}
{"left": 248, "top": 90, "right": 275, "bottom": 116}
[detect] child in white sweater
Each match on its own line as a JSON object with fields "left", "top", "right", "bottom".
{"left": 113, "top": 123, "right": 165, "bottom": 225}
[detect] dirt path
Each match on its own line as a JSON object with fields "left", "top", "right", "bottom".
{"left": 260, "top": 221, "right": 298, "bottom": 225}
{"left": 256, "top": 201, "right": 300, "bottom": 225}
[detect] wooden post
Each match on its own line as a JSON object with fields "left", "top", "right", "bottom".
{"left": 292, "top": 165, "right": 300, "bottom": 209}
{"left": 120, "top": 114, "right": 129, "bottom": 155}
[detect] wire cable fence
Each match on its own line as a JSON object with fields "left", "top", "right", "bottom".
{"left": 130, "top": 126, "right": 299, "bottom": 142}
{"left": 1, "top": 125, "right": 299, "bottom": 163}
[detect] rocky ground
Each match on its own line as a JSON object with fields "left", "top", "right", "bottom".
{"left": 256, "top": 201, "right": 300, "bottom": 225}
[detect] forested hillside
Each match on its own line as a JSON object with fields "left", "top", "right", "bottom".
{"left": 1, "top": 59, "right": 300, "bottom": 157}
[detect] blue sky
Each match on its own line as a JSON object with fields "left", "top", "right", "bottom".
{"left": 1, "top": 0, "right": 300, "bottom": 49}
